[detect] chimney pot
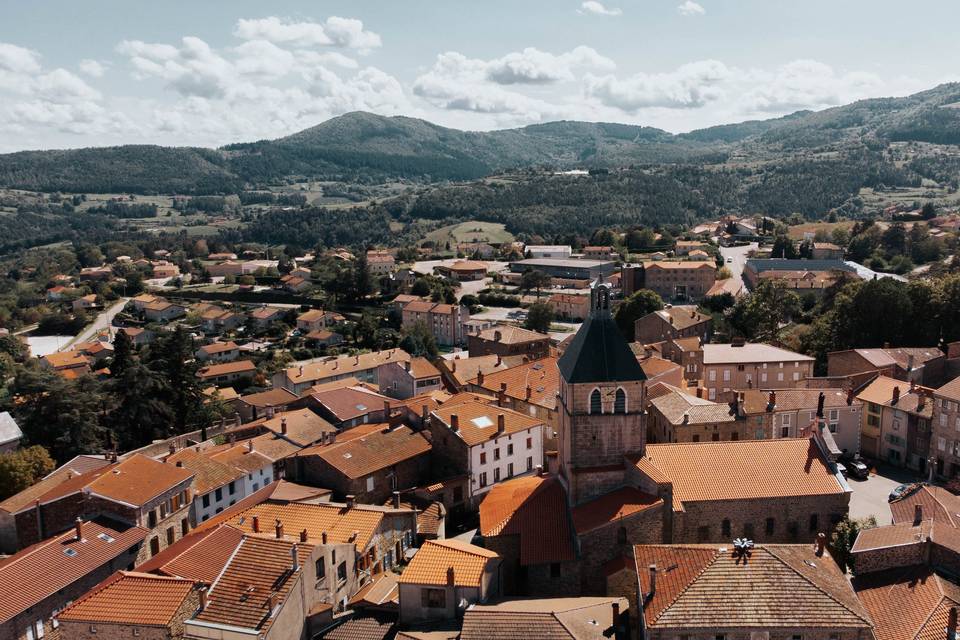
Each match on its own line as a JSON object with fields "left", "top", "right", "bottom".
{"left": 421, "top": 405, "right": 429, "bottom": 421}
{"left": 321, "top": 531, "right": 328, "bottom": 544}
{"left": 169, "top": 443, "right": 176, "bottom": 455}
{"left": 536, "top": 465, "right": 544, "bottom": 477}
{"left": 252, "top": 515, "right": 260, "bottom": 533}
{"left": 393, "top": 491, "right": 402, "bottom": 509}
{"left": 247, "top": 439, "right": 254, "bottom": 453}
{"left": 290, "top": 543, "right": 300, "bottom": 572}
{"left": 648, "top": 564, "right": 657, "bottom": 598}
{"left": 476, "top": 370, "right": 483, "bottom": 385}
{"left": 915, "top": 503, "right": 924, "bottom": 526}
{"left": 199, "top": 587, "right": 208, "bottom": 611}
{"left": 450, "top": 414, "right": 459, "bottom": 432}
{"left": 281, "top": 417, "right": 288, "bottom": 435}
{"left": 300, "top": 529, "right": 308, "bottom": 543}
{"left": 611, "top": 601, "right": 620, "bottom": 624}
{"left": 275, "top": 518, "right": 284, "bottom": 539}
{"left": 497, "top": 413, "right": 506, "bottom": 435}
{"left": 815, "top": 532, "right": 827, "bottom": 556}
{"left": 893, "top": 386, "right": 901, "bottom": 404}
{"left": 346, "top": 495, "right": 355, "bottom": 509}
{"left": 496, "top": 354, "right": 502, "bottom": 366}
{"left": 446, "top": 566, "right": 455, "bottom": 586}
{"left": 767, "top": 390, "right": 776, "bottom": 410}
{"left": 500, "top": 382, "right": 507, "bottom": 392}
{"left": 525, "top": 385, "right": 532, "bottom": 401}
{"left": 75, "top": 517, "right": 83, "bottom": 541}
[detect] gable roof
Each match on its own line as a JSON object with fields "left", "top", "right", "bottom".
{"left": 139, "top": 524, "right": 246, "bottom": 583}
{"left": 854, "top": 566, "right": 960, "bottom": 640}
{"left": 398, "top": 539, "right": 500, "bottom": 588}
{"left": 56, "top": 571, "right": 195, "bottom": 627}
{"left": 197, "top": 360, "right": 257, "bottom": 379}
{"left": 650, "top": 306, "right": 711, "bottom": 332}
{"left": 433, "top": 400, "right": 543, "bottom": 447}
{"left": 890, "top": 485, "right": 960, "bottom": 528}
{"left": 283, "top": 349, "right": 411, "bottom": 385}
{"left": 311, "top": 386, "right": 400, "bottom": 422}
{"left": 742, "top": 387, "right": 856, "bottom": 414}
{"left": 165, "top": 448, "right": 245, "bottom": 495}
{"left": 635, "top": 439, "right": 843, "bottom": 508}
{"left": 701, "top": 343, "right": 814, "bottom": 365}
{"left": 0, "top": 519, "right": 148, "bottom": 624}
{"left": 571, "top": 487, "right": 662, "bottom": 535}
{"left": 649, "top": 385, "right": 736, "bottom": 425}
{"left": 476, "top": 324, "right": 547, "bottom": 345}
{"left": 558, "top": 313, "right": 646, "bottom": 384}
{"left": 297, "top": 425, "right": 431, "bottom": 479}
{"left": 238, "top": 387, "right": 299, "bottom": 408}
{"left": 255, "top": 408, "right": 336, "bottom": 447}
{"left": 479, "top": 475, "right": 574, "bottom": 566}
{"left": 937, "top": 375, "right": 960, "bottom": 403}
{"left": 460, "top": 597, "right": 628, "bottom": 640}
{"left": 471, "top": 357, "right": 560, "bottom": 410}
{"left": 635, "top": 544, "right": 871, "bottom": 629}
{"left": 227, "top": 501, "right": 386, "bottom": 549}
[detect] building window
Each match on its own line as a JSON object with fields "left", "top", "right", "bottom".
{"left": 316, "top": 557, "right": 326, "bottom": 579}
{"left": 692, "top": 435, "right": 700, "bottom": 442}
{"left": 766, "top": 518, "right": 775, "bottom": 535}
{"left": 337, "top": 561, "right": 347, "bottom": 584}
{"left": 480, "top": 452, "right": 487, "bottom": 464}
{"left": 228, "top": 481, "right": 236, "bottom": 495}
{"left": 494, "top": 467, "right": 501, "bottom": 482}
{"left": 422, "top": 588, "right": 446, "bottom": 609}
{"left": 150, "top": 537, "right": 160, "bottom": 557}
{"left": 215, "top": 488, "right": 223, "bottom": 502}
{"left": 166, "top": 527, "right": 175, "bottom": 545}
{"left": 202, "top": 494, "right": 210, "bottom": 508}
{"left": 731, "top": 432, "right": 738, "bottom": 441}
{"left": 181, "top": 518, "right": 189, "bottom": 536}
{"left": 148, "top": 510, "right": 157, "bottom": 528}
{"left": 494, "top": 448, "right": 501, "bottom": 461}
{"left": 507, "top": 463, "right": 514, "bottom": 477}
{"left": 507, "top": 443, "right": 514, "bottom": 455}
{"left": 723, "top": 369, "right": 730, "bottom": 381}
{"left": 526, "top": 437, "right": 532, "bottom": 449}
{"left": 614, "top": 388, "right": 626, "bottom": 414}
{"left": 743, "top": 523, "right": 754, "bottom": 539}
{"left": 781, "top": 426, "right": 789, "bottom": 438}
{"left": 527, "top": 456, "right": 533, "bottom": 470}
{"left": 479, "top": 472, "right": 487, "bottom": 488}
{"left": 589, "top": 389, "right": 601, "bottom": 414}
{"left": 721, "top": 519, "right": 731, "bottom": 537}
{"left": 550, "top": 563, "right": 561, "bottom": 578}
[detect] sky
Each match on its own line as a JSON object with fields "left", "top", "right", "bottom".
{"left": 1, "top": 0, "right": 959, "bottom": 152}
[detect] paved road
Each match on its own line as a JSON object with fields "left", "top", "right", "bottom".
{"left": 847, "top": 463, "right": 924, "bottom": 525}
{"left": 64, "top": 297, "right": 129, "bottom": 349}
{"left": 718, "top": 242, "right": 758, "bottom": 290}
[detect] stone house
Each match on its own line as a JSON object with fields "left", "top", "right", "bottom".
{"left": 633, "top": 305, "right": 712, "bottom": 346}
{"left": 467, "top": 324, "right": 550, "bottom": 360}
{"left": 379, "top": 358, "right": 443, "bottom": 400}
{"left": 467, "top": 357, "right": 560, "bottom": 437}
{"left": 636, "top": 261, "right": 716, "bottom": 301}
{"left": 645, "top": 384, "right": 741, "bottom": 444}
{"left": 698, "top": 342, "right": 815, "bottom": 400}
{"left": 741, "top": 387, "right": 863, "bottom": 454}
{"left": 932, "top": 375, "right": 960, "bottom": 478}
{"left": 828, "top": 346, "right": 946, "bottom": 387}
{"left": 401, "top": 300, "right": 470, "bottom": 347}
{"left": 549, "top": 292, "right": 591, "bottom": 320}
{"left": 857, "top": 375, "right": 934, "bottom": 469}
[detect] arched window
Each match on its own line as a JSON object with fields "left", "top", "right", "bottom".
{"left": 614, "top": 388, "right": 627, "bottom": 414}
{"left": 589, "top": 389, "right": 602, "bottom": 414}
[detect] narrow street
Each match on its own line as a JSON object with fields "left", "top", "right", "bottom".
{"left": 718, "top": 242, "right": 757, "bottom": 290}
{"left": 63, "top": 297, "right": 129, "bottom": 349}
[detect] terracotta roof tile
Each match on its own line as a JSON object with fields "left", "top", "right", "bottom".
{"left": 0, "top": 519, "right": 148, "bottom": 624}
{"left": 571, "top": 487, "right": 662, "bottom": 534}
{"left": 937, "top": 376, "right": 960, "bottom": 403}
{"left": 635, "top": 439, "right": 843, "bottom": 508}
{"left": 851, "top": 520, "right": 933, "bottom": 553}
{"left": 165, "top": 448, "right": 245, "bottom": 495}
{"left": 238, "top": 387, "right": 299, "bottom": 408}
{"left": 854, "top": 566, "right": 960, "bottom": 640}
{"left": 460, "top": 597, "right": 627, "bottom": 640}
{"left": 398, "top": 539, "right": 499, "bottom": 587}
{"left": 433, "top": 400, "right": 543, "bottom": 447}
{"left": 297, "top": 425, "right": 431, "bottom": 479}
{"left": 409, "top": 357, "right": 441, "bottom": 379}
{"left": 649, "top": 386, "right": 736, "bottom": 425}
{"left": 197, "top": 359, "right": 256, "bottom": 379}
{"left": 228, "top": 501, "right": 384, "bottom": 549}
{"left": 476, "top": 324, "right": 547, "bottom": 345}
{"left": 471, "top": 357, "right": 559, "bottom": 410}
{"left": 742, "top": 387, "right": 856, "bottom": 414}
{"left": 198, "top": 341, "right": 238, "bottom": 355}
{"left": 890, "top": 485, "right": 960, "bottom": 527}
{"left": 702, "top": 343, "right": 814, "bottom": 365}
{"left": 319, "top": 613, "right": 397, "bottom": 640}
{"left": 257, "top": 408, "right": 336, "bottom": 446}
{"left": 311, "top": 386, "right": 400, "bottom": 422}
{"left": 284, "top": 350, "right": 410, "bottom": 385}
{"left": 479, "top": 475, "right": 574, "bottom": 566}
{"left": 56, "top": 571, "right": 194, "bottom": 626}
{"left": 140, "top": 524, "right": 245, "bottom": 582}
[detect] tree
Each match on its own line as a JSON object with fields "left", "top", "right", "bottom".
{"left": 111, "top": 328, "right": 133, "bottom": 378}
{"left": 0, "top": 446, "right": 56, "bottom": 500}
{"left": 410, "top": 278, "right": 431, "bottom": 297}
{"left": 106, "top": 362, "right": 174, "bottom": 450}
{"left": 614, "top": 289, "right": 664, "bottom": 341}
{"left": 520, "top": 269, "right": 551, "bottom": 299}
{"left": 770, "top": 234, "right": 798, "bottom": 259}
{"left": 524, "top": 302, "right": 554, "bottom": 334}
{"left": 831, "top": 516, "right": 877, "bottom": 571}
{"left": 399, "top": 321, "right": 438, "bottom": 358}
{"left": 727, "top": 279, "right": 801, "bottom": 342}
{"left": 146, "top": 327, "right": 208, "bottom": 437}
{"left": 351, "top": 252, "right": 373, "bottom": 302}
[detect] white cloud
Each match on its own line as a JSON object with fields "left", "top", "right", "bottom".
{"left": 0, "top": 43, "right": 42, "bottom": 74}
{"left": 485, "top": 46, "right": 614, "bottom": 85}
{"left": 579, "top": 1, "right": 622, "bottom": 16}
{"left": 78, "top": 59, "right": 105, "bottom": 77}
{"left": 233, "top": 16, "right": 381, "bottom": 52}
{"left": 677, "top": 1, "right": 706, "bottom": 16}
{"left": 585, "top": 60, "right": 730, "bottom": 111}
{"left": 740, "top": 59, "right": 883, "bottom": 113}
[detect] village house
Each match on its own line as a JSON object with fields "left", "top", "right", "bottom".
{"left": 379, "top": 358, "right": 443, "bottom": 400}
{"left": 828, "top": 345, "right": 946, "bottom": 387}
{"left": 741, "top": 387, "right": 863, "bottom": 454}
{"left": 273, "top": 349, "right": 411, "bottom": 396}
{"left": 429, "top": 400, "right": 546, "bottom": 504}
{"left": 130, "top": 293, "right": 159, "bottom": 311}
{"left": 857, "top": 375, "right": 934, "bottom": 469}
{"left": 71, "top": 293, "right": 98, "bottom": 312}
{"left": 143, "top": 299, "right": 188, "bottom": 323}
{"left": 933, "top": 375, "right": 960, "bottom": 478}
{"left": 623, "top": 261, "right": 716, "bottom": 301}
{"left": 660, "top": 335, "right": 702, "bottom": 383}
{"left": 548, "top": 292, "right": 590, "bottom": 320}
{"left": 199, "top": 305, "right": 245, "bottom": 334}
{"left": 234, "top": 387, "right": 299, "bottom": 423}
{"left": 460, "top": 597, "right": 629, "bottom": 640}
{"left": 637, "top": 355, "right": 684, "bottom": 388}
{"left": 673, "top": 239, "right": 709, "bottom": 255}
{"left": 628, "top": 438, "right": 849, "bottom": 544}
{"left": 163, "top": 447, "right": 249, "bottom": 524}
{"left": 812, "top": 241, "right": 845, "bottom": 259}
{"left": 152, "top": 262, "right": 180, "bottom": 279}
{"left": 645, "top": 384, "right": 740, "bottom": 444}
{"left": 698, "top": 341, "right": 815, "bottom": 400}
{"left": 467, "top": 356, "right": 560, "bottom": 435}
{"left": 0, "top": 519, "right": 148, "bottom": 640}
{"left": 249, "top": 305, "right": 287, "bottom": 329}
{"left": 434, "top": 353, "right": 516, "bottom": 390}
{"left": 468, "top": 324, "right": 550, "bottom": 360}
{"left": 288, "top": 424, "right": 432, "bottom": 504}
{"left": 367, "top": 250, "right": 396, "bottom": 276}
{"left": 306, "top": 385, "right": 401, "bottom": 428}
{"left": 633, "top": 305, "right": 712, "bottom": 345}
{"left": 581, "top": 245, "right": 616, "bottom": 260}
{"left": 79, "top": 266, "right": 113, "bottom": 281}
{"left": 207, "top": 442, "right": 277, "bottom": 497}
{"left": 196, "top": 359, "right": 257, "bottom": 386}
{"left": 40, "top": 349, "right": 91, "bottom": 377}
{"left": 195, "top": 340, "right": 240, "bottom": 363}
{"left": 56, "top": 571, "right": 201, "bottom": 640}
{"left": 401, "top": 300, "right": 470, "bottom": 347}
{"left": 397, "top": 539, "right": 501, "bottom": 624}
{"left": 607, "top": 542, "right": 872, "bottom": 639}
{"left": 434, "top": 259, "right": 488, "bottom": 281}
{"left": 854, "top": 565, "right": 960, "bottom": 640}
{"left": 296, "top": 308, "right": 343, "bottom": 333}
{"left": 280, "top": 272, "right": 312, "bottom": 293}
{"left": 116, "top": 326, "right": 153, "bottom": 346}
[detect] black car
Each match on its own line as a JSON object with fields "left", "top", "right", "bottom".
{"left": 846, "top": 460, "right": 869, "bottom": 480}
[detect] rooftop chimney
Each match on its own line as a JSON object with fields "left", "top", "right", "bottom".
{"left": 199, "top": 587, "right": 208, "bottom": 612}
{"left": 290, "top": 543, "right": 300, "bottom": 572}
{"left": 247, "top": 439, "right": 254, "bottom": 453}
{"left": 907, "top": 354, "right": 915, "bottom": 371}
{"left": 280, "top": 417, "right": 288, "bottom": 435}
{"left": 450, "top": 414, "right": 460, "bottom": 432}
{"left": 525, "top": 385, "right": 532, "bottom": 401}
{"left": 393, "top": 491, "right": 402, "bottom": 509}
{"left": 404, "top": 360, "right": 411, "bottom": 372}
{"left": 815, "top": 532, "right": 826, "bottom": 557}
{"left": 496, "top": 354, "right": 502, "bottom": 366}
{"left": 476, "top": 370, "right": 484, "bottom": 386}
{"left": 611, "top": 601, "right": 620, "bottom": 625}
{"left": 497, "top": 414, "right": 506, "bottom": 435}
{"left": 915, "top": 503, "right": 924, "bottom": 527}
{"left": 421, "top": 404, "right": 429, "bottom": 422}
{"left": 252, "top": 515, "right": 260, "bottom": 533}
{"left": 176, "top": 460, "right": 183, "bottom": 468}
{"left": 383, "top": 400, "right": 391, "bottom": 418}
{"left": 275, "top": 519, "right": 284, "bottom": 539}
{"left": 696, "top": 387, "right": 703, "bottom": 399}
{"left": 346, "top": 495, "right": 355, "bottom": 509}
{"left": 321, "top": 531, "right": 328, "bottom": 544}
{"left": 893, "top": 386, "right": 901, "bottom": 404}
{"left": 169, "top": 443, "right": 176, "bottom": 456}
{"left": 950, "top": 607, "right": 958, "bottom": 639}
{"left": 299, "top": 529, "right": 308, "bottom": 543}
{"left": 767, "top": 391, "right": 776, "bottom": 411}
{"left": 446, "top": 566, "right": 455, "bottom": 586}
{"left": 74, "top": 517, "right": 83, "bottom": 542}
{"left": 816, "top": 392, "right": 825, "bottom": 419}
{"left": 648, "top": 565, "right": 657, "bottom": 599}
{"left": 494, "top": 330, "right": 502, "bottom": 342}
{"left": 847, "top": 387, "right": 854, "bottom": 406}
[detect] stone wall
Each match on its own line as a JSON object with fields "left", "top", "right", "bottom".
{"left": 578, "top": 505, "right": 663, "bottom": 595}
{"left": 852, "top": 539, "right": 927, "bottom": 575}
{"left": 58, "top": 588, "right": 199, "bottom": 640}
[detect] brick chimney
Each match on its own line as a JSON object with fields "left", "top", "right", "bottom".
{"left": 290, "top": 543, "right": 300, "bottom": 572}
{"left": 477, "top": 370, "right": 484, "bottom": 386}
{"left": 299, "top": 529, "right": 308, "bottom": 543}
{"left": 767, "top": 391, "right": 776, "bottom": 411}
{"left": 199, "top": 587, "right": 208, "bottom": 612}
{"left": 497, "top": 414, "right": 505, "bottom": 436}
{"left": 815, "top": 532, "right": 826, "bottom": 556}
{"left": 421, "top": 405, "right": 429, "bottom": 422}
{"left": 450, "top": 414, "right": 459, "bottom": 432}
{"left": 446, "top": 566, "right": 455, "bottom": 586}
{"left": 452, "top": 359, "right": 457, "bottom": 373}
{"left": 275, "top": 519, "right": 284, "bottom": 539}
{"left": 892, "top": 386, "right": 901, "bottom": 404}
{"left": 383, "top": 400, "right": 391, "bottom": 418}
{"left": 393, "top": 491, "right": 402, "bottom": 509}
{"left": 346, "top": 495, "right": 355, "bottom": 509}
{"left": 74, "top": 517, "right": 83, "bottom": 541}
{"left": 696, "top": 387, "right": 703, "bottom": 399}
{"left": 252, "top": 515, "right": 260, "bottom": 533}
{"left": 525, "top": 385, "right": 532, "bottom": 401}
{"left": 950, "top": 607, "right": 958, "bottom": 639}
{"left": 498, "top": 382, "right": 507, "bottom": 407}
{"left": 816, "top": 392, "right": 825, "bottom": 419}
{"left": 611, "top": 601, "right": 620, "bottom": 625}
{"left": 280, "top": 417, "right": 288, "bottom": 435}
{"left": 648, "top": 565, "right": 657, "bottom": 599}
{"left": 321, "top": 531, "right": 328, "bottom": 544}
{"left": 847, "top": 387, "right": 854, "bottom": 406}
{"left": 915, "top": 503, "right": 924, "bottom": 526}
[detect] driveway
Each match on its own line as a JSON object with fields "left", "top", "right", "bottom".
{"left": 64, "top": 297, "right": 129, "bottom": 349}
{"left": 718, "top": 242, "right": 757, "bottom": 290}
{"left": 847, "top": 463, "right": 924, "bottom": 525}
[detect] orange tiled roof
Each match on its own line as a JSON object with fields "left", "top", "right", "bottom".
{"left": 228, "top": 501, "right": 384, "bottom": 549}
{"left": 854, "top": 566, "right": 960, "bottom": 640}
{"left": 471, "top": 357, "right": 559, "bottom": 410}
{"left": 433, "top": 400, "right": 543, "bottom": 447}
{"left": 56, "top": 571, "right": 194, "bottom": 626}
{"left": 197, "top": 359, "right": 256, "bottom": 379}
{"left": 479, "top": 475, "right": 574, "bottom": 566}
{"left": 476, "top": 324, "right": 547, "bottom": 345}
{"left": 199, "top": 341, "right": 238, "bottom": 355}
{"left": 256, "top": 408, "right": 336, "bottom": 446}
{"left": 298, "top": 425, "right": 431, "bottom": 479}
{"left": 284, "top": 350, "right": 410, "bottom": 385}
{"left": 851, "top": 519, "right": 932, "bottom": 553}
{"left": 571, "top": 487, "right": 662, "bottom": 534}
{"left": 165, "top": 448, "right": 245, "bottom": 495}
{"left": 397, "top": 539, "right": 499, "bottom": 588}
{"left": 310, "top": 386, "right": 399, "bottom": 422}
{"left": 238, "top": 387, "right": 298, "bottom": 408}
{"left": 43, "top": 349, "right": 91, "bottom": 369}
{"left": 140, "top": 524, "right": 245, "bottom": 582}
{"left": 409, "top": 357, "right": 441, "bottom": 379}
{"left": 0, "top": 519, "right": 148, "bottom": 624}
{"left": 937, "top": 376, "right": 960, "bottom": 403}
{"left": 890, "top": 485, "right": 960, "bottom": 527}
{"left": 635, "top": 439, "right": 843, "bottom": 508}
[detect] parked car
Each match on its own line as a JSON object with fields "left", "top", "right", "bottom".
{"left": 836, "top": 462, "right": 848, "bottom": 478}
{"left": 888, "top": 483, "right": 923, "bottom": 502}
{"left": 847, "top": 460, "right": 869, "bottom": 480}
{"left": 726, "top": 257, "right": 733, "bottom": 263}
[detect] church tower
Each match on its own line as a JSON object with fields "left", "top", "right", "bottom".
{"left": 556, "top": 277, "right": 647, "bottom": 505}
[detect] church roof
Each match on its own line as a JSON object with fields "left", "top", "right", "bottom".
{"left": 558, "top": 313, "right": 646, "bottom": 384}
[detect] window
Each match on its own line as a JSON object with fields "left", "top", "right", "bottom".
{"left": 550, "top": 563, "right": 561, "bottom": 578}
{"left": 26, "top": 620, "right": 44, "bottom": 640}
{"left": 777, "top": 372, "right": 784, "bottom": 382}
{"left": 527, "top": 456, "right": 533, "bottom": 471}
{"left": 366, "top": 476, "right": 374, "bottom": 492}
{"left": 809, "top": 514, "right": 818, "bottom": 532}
{"left": 731, "top": 432, "right": 739, "bottom": 441}
{"left": 614, "top": 388, "right": 626, "bottom": 414}
{"left": 761, "top": 373, "right": 767, "bottom": 383}
{"left": 480, "top": 452, "right": 487, "bottom": 464}
{"left": 316, "top": 557, "right": 326, "bottom": 579}
{"left": 708, "top": 389, "right": 716, "bottom": 400}
{"left": 181, "top": 518, "right": 189, "bottom": 536}
{"left": 507, "top": 463, "right": 514, "bottom": 477}
{"left": 723, "top": 369, "right": 730, "bottom": 381}
{"left": 479, "top": 472, "right": 487, "bottom": 488}
{"left": 709, "top": 370, "right": 716, "bottom": 381}
{"left": 202, "top": 494, "right": 210, "bottom": 508}
{"left": 494, "top": 448, "right": 501, "bottom": 461}
{"left": 766, "top": 518, "right": 775, "bottom": 535}
{"left": 721, "top": 519, "right": 731, "bottom": 537}
{"left": 781, "top": 426, "right": 789, "bottom": 438}
{"left": 422, "top": 588, "right": 446, "bottom": 609}
{"left": 692, "top": 435, "right": 700, "bottom": 442}
{"left": 337, "top": 561, "right": 347, "bottom": 583}
{"left": 793, "top": 372, "right": 800, "bottom": 381}
{"left": 150, "top": 537, "right": 160, "bottom": 557}
{"left": 494, "top": 467, "right": 501, "bottom": 482}
{"left": 229, "top": 481, "right": 236, "bottom": 495}
{"left": 590, "top": 389, "right": 601, "bottom": 414}
{"left": 782, "top": 414, "right": 791, "bottom": 426}
{"left": 166, "top": 527, "right": 175, "bottom": 545}
{"left": 215, "top": 488, "right": 223, "bottom": 502}
{"left": 526, "top": 437, "right": 532, "bottom": 449}
{"left": 148, "top": 510, "right": 157, "bottom": 528}
{"left": 711, "top": 433, "right": 719, "bottom": 442}
{"left": 743, "top": 523, "right": 754, "bottom": 539}
{"left": 507, "top": 443, "right": 514, "bottom": 456}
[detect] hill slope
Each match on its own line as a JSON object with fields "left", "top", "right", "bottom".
{"left": 1, "top": 83, "right": 960, "bottom": 193}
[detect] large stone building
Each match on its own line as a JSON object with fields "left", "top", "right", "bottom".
{"left": 828, "top": 346, "right": 946, "bottom": 387}
{"left": 622, "top": 261, "right": 716, "bottom": 301}
{"left": 857, "top": 375, "right": 933, "bottom": 469}
{"left": 467, "top": 324, "right": 550, "bottom": 361}
{"left": 698, "top": 342, "right": 815, "bottom": 400}
{"left": 633, "top": 305, "right": 712, "bottom": 345}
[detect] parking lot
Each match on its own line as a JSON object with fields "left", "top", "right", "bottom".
{"left": 847, "top": 463, "right": 926, "bottom": 525}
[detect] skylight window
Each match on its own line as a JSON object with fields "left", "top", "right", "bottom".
{"left": 355, "top": 404, "right": 367, "bottom": 411}
{"left": 63, "top": 548, "right": 78, "bottom": 557}
{"left": 471, "top": 416, "right": 494, "bottom": 428}
{"left": 343, "top": 453, "right": 353, "bottom": 459}
{"left": 97, "top": 533, "right": 115, "bottom": 543}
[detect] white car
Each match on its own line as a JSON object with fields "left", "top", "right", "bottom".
{"left": 726, "top": 257, "right": 733, "bottom": 263}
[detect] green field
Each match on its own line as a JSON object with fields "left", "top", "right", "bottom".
{"left": 787, "top": 221, "right": 855, "bottom": 240}
{"left": 419, "top": 220, "right": 514, "bottom": 247}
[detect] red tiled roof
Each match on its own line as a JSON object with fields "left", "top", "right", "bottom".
{"left": 35, "top": 454, "right": 192, "bottom": 508}
{"left": 165, "top": 448, "right": 245, "bottom": 495}
{"left": 197, "top": 359, "right": 257, "bottom": 379}
{"left": 433, "top": 400, "right": 543, "bottom": 447}
{"left": 311, "top": 386, "right": 400, "bottom": 422}
{"left": 139, "top": 524, "right": 245, "bottom": 583}
{"left": 479, "top": 475, "right": 574, "bottom": 566}
{"left": 0, "top": 519, "right": 148, "bottom": 623}
{"left": 854, "top": 566, "right": 960, "bottom": 640}
{"left": 56, "top": 571, "right": 194, "bottom": 626}
{"left": 471, "top": 357, "right": 559, "bottom": 410}
{"left": 397, "top": 539, "right": 499, "bottom": 588}
{"left": 890, "top": 485, "right": 960, "bottom": 527}
{"left": 571, "top": 487, "right": 662, "bottom": 534}
{"left": 297, "top": 425, "right": 431, "bottom": 479}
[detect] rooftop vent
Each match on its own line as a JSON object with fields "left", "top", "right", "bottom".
{"left": 97, "top": 533, "right": 115, "bottom": 543}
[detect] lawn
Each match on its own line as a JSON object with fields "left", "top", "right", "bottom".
{"left": 419, "top": 220, "right": 514, "bottom": 247}
{"left": 787, "top": 221, "right": 855, "bottom": 240}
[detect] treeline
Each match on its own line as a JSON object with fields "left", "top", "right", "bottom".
{"left": 241, "top": 205, "right": 406, "bottom": 248}
{"left": 87, "top": 201, "right": 158, "bottom": 218}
